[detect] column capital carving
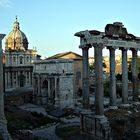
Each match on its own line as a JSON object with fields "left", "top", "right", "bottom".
{"left": 119, "top": 47, "right": 128, "bottom": 51}
{"left": 92, "top": 43, "right": 104, "bottom": 49}
{"left": 79, "top": 44, "right": 92, "bottom": 49}
{"left": 130, "top": 48, "right": 139, "bottom": 51}
{"left": 107, "top": 46, "right": 116, "bottom": 50}
{"left": 0, "top": 34, "right": 6, "bottom": 40}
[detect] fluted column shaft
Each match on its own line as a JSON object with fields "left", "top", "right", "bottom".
{"left": 94, "top": 44, "right": 104, "bottom": 115}
{"left": 132, "top": 49, "right": 138, "bottom": 101}
{"left": 109, "top": 47, "right": 117, "bottom": 106}
{"left": 121, "top": 48, "right": 128, "bottom": 104}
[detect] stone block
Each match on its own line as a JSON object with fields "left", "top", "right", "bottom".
{"left": 81, "top": 112, "right": 111, "bottom": 140}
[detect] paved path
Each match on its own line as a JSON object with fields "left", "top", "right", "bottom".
{"left": 32, "top": 124, "right": 62, "bottom": 140}
{"left": 19, "top": 103, "right": 47, "bottom": 116}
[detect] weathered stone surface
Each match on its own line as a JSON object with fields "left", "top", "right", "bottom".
{"left": 81, "top": 112, "right": 111, "bottom": 140}
{"left": 105, "top": 22, "right": 127, "bottom": 38}
{"left": 33, "top": 59, "right": 74, "bottom": 109}
{"left": 75, "top": 22, "right": 140, "bottom": 140}
{"left": 0, "top": 34, "right": 12, "bottom": 139}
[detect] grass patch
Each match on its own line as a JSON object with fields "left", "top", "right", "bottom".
{"left": 56, "top": 125, "right": 80, "bottom": 140}
{"left": 4, "top": 105, "right": 59, "bottom": 138}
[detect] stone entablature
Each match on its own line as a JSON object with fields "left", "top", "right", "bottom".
{"left": 76, "top": 32, "right": 140, "bottom": 50}
{"left": 34, "top": 59, "right": 73, "bottom": 74}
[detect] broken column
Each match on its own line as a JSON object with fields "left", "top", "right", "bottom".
{"left": 0, "top": 34, "right": 11, "bottom": 140}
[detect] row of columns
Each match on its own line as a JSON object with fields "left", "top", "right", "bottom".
{"left": 81, "top": 44, "right": 139, "bottom": 115}
{"left": 4, "top": 71, "right": 32, "bottom": 89}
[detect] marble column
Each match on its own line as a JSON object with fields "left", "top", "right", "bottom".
{"left": 121, "top": 48, "right": 128, "bottom": 104}
{"left": 54, "top": 78, "right": 57, "bottom": 99}
{"left": 38, "top": 75, "right": 41, "bottom": 96}
{"left": 82, "top": 46, "right": 90, "bottom": 109}
{"left": 94, "top": 44, "right": 104, "bottom": 115}
{"left": 131, "top": 49, "right": 138, "bottom": 101}
{"left": 54, "top": 77, "right": 59, "bottom": 107}
{"left": 37, "top": 75, "right": 41, "bottom": 104}
{"left": 0, "top": 34, "right": 11, "bottom": 139}
{"left": 48, "top": 79, "right": 51, "bottom": 104}
{"left": 109, "top": 47, "right": 117, "bottom": 106}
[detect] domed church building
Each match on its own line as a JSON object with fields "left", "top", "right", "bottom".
{"left": 4, "top": 17, "right": 40, "bottom": 91}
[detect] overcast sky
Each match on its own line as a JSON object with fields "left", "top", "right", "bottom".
{"left": 0, "top": 0, "right": 140, "bottom": 58}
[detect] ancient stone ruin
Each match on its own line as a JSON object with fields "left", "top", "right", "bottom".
{"left": 75, "top": 22, "right": 140, "bottom": 140}
{"left": 0, "top": 34, "right": 11, "bottom": 140}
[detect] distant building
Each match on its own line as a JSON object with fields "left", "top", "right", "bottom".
{"left": 89, "top": 55, "right": 132, "bottom": 74}
{"left": 4, "top": 17, "right": 40, "bottom": 91}
{"left": 33, "top": 51, "right": 83, "bottom": 109}
{"left": 47, "top": 51, "right": 83, "bottom": 96}
{"left": 33, "top": 59, "right": 74, "bottom": 109}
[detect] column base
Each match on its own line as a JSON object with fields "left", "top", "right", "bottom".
{"left": 82, "top": 98, "right": 90, "bottom": 109}
{"left": 54, "top": 98, "right": 60, "bottom": 108}
{"left": 0, "top": 120, "right": 12, "bottom": 140}
{"left": 109, "top": 106, "right": 118, "bottom": 110}
{"left": 132, "top": 101, "right": 140, "bottom": 106}
{"left": 132, "top": 101, "right": 140, "bottom": 110}
{"left": 80, "top": 112, "right": 111, "bottom": 140}
{"left": 119, "top": 103, "right": 131, "bottom": 109}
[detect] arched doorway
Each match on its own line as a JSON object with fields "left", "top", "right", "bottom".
{"left": 41, "top": 80, "right": 48, "bottom": 104}
{"left": 18, "top": 74, "right": 25, "bottom": 87}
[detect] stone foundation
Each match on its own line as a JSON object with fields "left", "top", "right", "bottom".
{"left": 0, "top": 120, "right": 12, "bottom": 140}
{"left": 81, "top": 111, "right": 111, "bottom": 140}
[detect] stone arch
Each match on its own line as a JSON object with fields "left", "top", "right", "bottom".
{"left": 18, "top": 73, "right": 25, "bottom": 87}
{"left": 41, "top": 79, "right": 48, "bottom": 104}
{"left": 42, "top": 80, "right": 48, "bottom": 93}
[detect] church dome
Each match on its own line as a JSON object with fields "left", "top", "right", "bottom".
{"left": 5, "top": 17, "right": 28, "bottom": 51}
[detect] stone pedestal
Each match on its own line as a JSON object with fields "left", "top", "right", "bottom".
{"left": 119, "top": 103, "right": 131, "bottom": 110}
{"left": 0, "top": 34, "right": 12, "bottom": 140}
{"left": 81, "top": 111, "right": 111, "bottom": 140}
{"left": 0, "top": 120, "right": 12, "bottom": 140}
{"left": 109, "top": 106, "right": 118, "bottom": 110}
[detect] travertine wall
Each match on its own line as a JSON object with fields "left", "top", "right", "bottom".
{"left": 33, "top": 59, "right": 74, "bottom": 109}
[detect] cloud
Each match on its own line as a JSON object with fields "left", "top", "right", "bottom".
{"left": 0, "top": 0, "right": 12, "bottom": 8}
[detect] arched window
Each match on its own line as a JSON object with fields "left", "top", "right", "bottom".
{"left": 13, "top": 56, "right": 16, "bottom": 62}
{"left": 26, "top": 56, "right": 29, "bottom": 62}
{"left": 19, "top": 56, "right": 23, "bottom": 64}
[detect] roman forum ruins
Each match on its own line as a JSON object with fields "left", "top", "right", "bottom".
{"left": 75, "top": 22, "right": 140, "bottom": 139}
